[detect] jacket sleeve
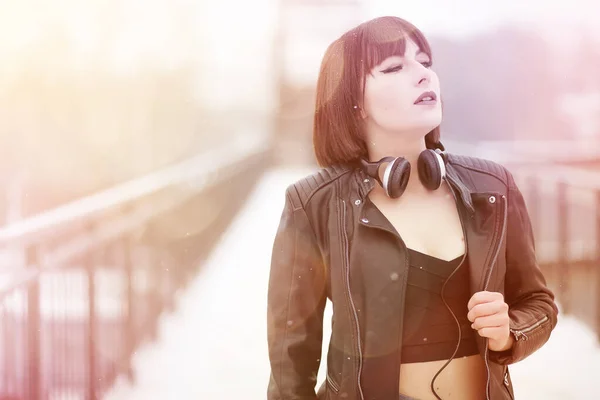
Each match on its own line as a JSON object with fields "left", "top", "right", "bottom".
{"left": 489, "top": 170, "right": 559, "bottom": 365}
{"left": 267, "top": 185, "right": 327, "bottom": 399}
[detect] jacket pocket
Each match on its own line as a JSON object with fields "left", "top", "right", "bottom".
{"left": 326, "top": 371, "right": 340, "bottom": 394}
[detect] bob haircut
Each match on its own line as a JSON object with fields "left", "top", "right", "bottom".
{"left": 313, "top": 16, "right": 443, "bottom": 167}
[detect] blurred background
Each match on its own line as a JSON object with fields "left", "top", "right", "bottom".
{"left": 0, "top": 0, "right": 599, "bottom": 399}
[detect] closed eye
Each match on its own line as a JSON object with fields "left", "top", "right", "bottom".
{"left": 381, "top": 61, "right": 432, "bottom": 73}
{"left": 382, "top": 65, "right": 403, "bottom": 73}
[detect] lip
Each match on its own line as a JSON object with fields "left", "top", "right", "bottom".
{"left": 414, "top": 91, "right": 437, "bottom": 105}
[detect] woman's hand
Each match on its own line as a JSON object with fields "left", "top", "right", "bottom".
{"left": 467, "top": 291, "right": 515, "bottom": 352}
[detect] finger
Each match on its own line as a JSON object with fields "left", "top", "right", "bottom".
{"left": 467, "top": 301, "right": 508, "bottom": 322}
{"left": 467, "top": 291, "right": 503, "bottom": 310}
{"left": 471, "top": 314, "right": 508, "bottom": 331}
{"left": 475, "top": 326, "right": 506, "bottom": 340}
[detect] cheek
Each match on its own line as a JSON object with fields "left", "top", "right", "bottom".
{"left": 364, "top": 79, "right": 412, "bottom": 120}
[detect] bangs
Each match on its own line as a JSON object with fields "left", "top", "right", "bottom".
{"left": 363, "top": 31, "right": 431, "bottom": 72}
{"left": 347, "top": 17, "right": 433, "bottom": 77}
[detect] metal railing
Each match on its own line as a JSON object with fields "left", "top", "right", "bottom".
{"left": 509, "top": 162, "right": 600, "bottom": 341}
{"left": 0, "top": 136, "right": 270, "bottom": 400}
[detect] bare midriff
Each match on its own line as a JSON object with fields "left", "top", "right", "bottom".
{"left": 399, "top": 354, "right": 487, "bottom": 400}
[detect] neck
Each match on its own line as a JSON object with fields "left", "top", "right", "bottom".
{"left": 365, "top": 127, "right": 434, "bottom": 196}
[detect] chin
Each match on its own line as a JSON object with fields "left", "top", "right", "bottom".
{"left": 420, "top": 114, "right": 442, "bottom": 130}
{"left": 380, "top": 113, "right": 442, "bottom": 135}
{"left": 406, "top": 118, "right": 442, "bottom": 135}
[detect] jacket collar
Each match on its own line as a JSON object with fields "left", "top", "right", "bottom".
{"left": 444, "top": 161, "right": 475, "bottom": 216}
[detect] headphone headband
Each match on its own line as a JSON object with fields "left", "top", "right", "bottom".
{"left": 359, "top": 149, "right": 447, "bottom": 198}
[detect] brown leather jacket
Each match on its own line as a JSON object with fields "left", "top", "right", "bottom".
{"left": 267, "top": 152, "right": 559, "bottom": 400}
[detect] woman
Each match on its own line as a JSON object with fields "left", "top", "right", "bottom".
{"left": 267, "top": 16, "right": 558, "bottom": 400}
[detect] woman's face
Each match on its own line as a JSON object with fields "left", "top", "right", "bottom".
{"left": 362, "top": 38, "right": 442, "bottom": 136}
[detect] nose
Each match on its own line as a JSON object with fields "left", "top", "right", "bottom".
{"left": 415, "top": 64, "right": 432, "bottom": 87}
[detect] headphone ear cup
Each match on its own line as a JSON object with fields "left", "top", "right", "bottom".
{"left": 417, "top": 149, "right": 443, "bottom": 190}
{"left": 387, "top": 158, "right": 411, "bottom": 198}
{"left": 360, "top": 156, "right": 397, "bottom": 188}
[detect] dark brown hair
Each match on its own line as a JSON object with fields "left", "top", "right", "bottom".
{"left": 313, "top": 16, "right": 442, "bottom": 167}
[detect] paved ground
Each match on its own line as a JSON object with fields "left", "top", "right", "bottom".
{"left": 104, "top": 167, "right": 598, "bottom": 400}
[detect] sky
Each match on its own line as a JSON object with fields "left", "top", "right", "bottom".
{"left": 279, "top": 0, "right": 600, "bottom": 88}
{"left": 2, "top": 1, "right": 599, "bottom": 68}
{"left": 368, "top": 0, "right": 600, "bottom": 40}
{"left": 1, "top": 0, "right": 599, "bottom": 111}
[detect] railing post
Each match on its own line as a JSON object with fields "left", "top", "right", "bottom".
{"left": 557, "top": 181, "right": 570, "bottom": 314}
{"left": 124, "top": 236, "right": 135, "bottom": 382}
{"left": 162, "top": 249, "right": 175, "bottom": 312}
{"left": 596, "top": 189, "right": 600, "bottom": 343}
{"left": 148, "top": 246, "right": 160, "bottom": 341}
{"left": 87, "top": 246, "right": 97, "bottom": 400}
{"left": 26, "top": 245, "right": 41, "bottom": 400}
{"left": 1, "top": 303, "right": 7, "bottom": 393}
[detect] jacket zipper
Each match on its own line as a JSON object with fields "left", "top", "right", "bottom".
{"left": 503, "top": 365, "right": 515, "bottom": 400}
{"left": 510, "top": 315, "right": 549, "bottom": 341}
{"left": 326, "top": 372, "right": 340, "bottom": 393}
{"left": 341, "top": 200, "right": 365, "bottom": 400}
{"left": 350, "top": 198, "right": 411, "bottom": 398}
{"left": 482, "top": 194, "right": 508, "bottom": 400}
{"left": 429, "top": 181, "right": 470, "bottom": 400}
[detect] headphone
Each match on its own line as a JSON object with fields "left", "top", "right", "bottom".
{"left": 359, "top": 148, "right": 447, "bottom": 199}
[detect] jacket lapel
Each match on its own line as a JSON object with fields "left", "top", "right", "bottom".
{"left": 445, "top": 162, "right": 504, "bottom": 294}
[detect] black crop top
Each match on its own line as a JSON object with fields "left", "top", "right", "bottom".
{"left": 401, "top": 248, "right": 479, "bottom": 363}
